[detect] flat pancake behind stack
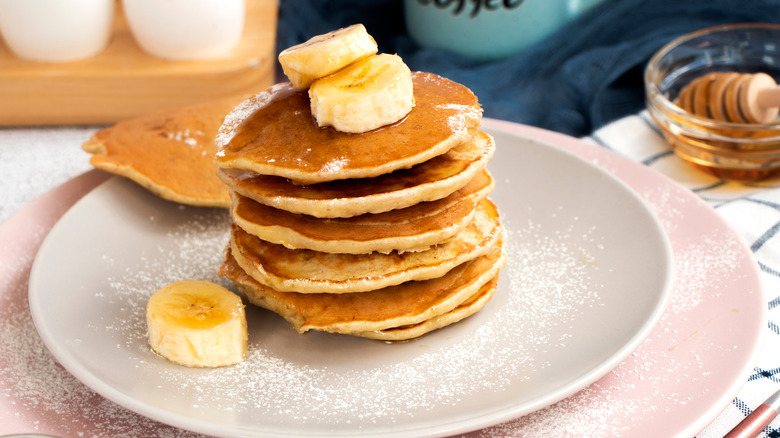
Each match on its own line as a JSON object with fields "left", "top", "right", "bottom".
{"left": 83, "top": 98, "right": 242, "bottom": 208}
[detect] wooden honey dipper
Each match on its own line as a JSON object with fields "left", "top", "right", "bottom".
{"left": 676, "top": 72, "right": 780, "bottom": 124}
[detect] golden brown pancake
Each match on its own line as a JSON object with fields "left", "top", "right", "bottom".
{"left": 215, "top": 72, "right": 483, "bottom": 184}
{"left": 229, "top": 199, "right": 505, "bottom": 294}
{"left": 354, "top": 277, "right": 499, "bottom": 341}
{"left": 217, "top": 130, "right": 495, "bottom": 218}
{"left": 219, "top": 242, "right": 506, "bottom": 337}
{"left": 83, "top": 98, "right": 241, "bottom": 208}
{"left": 230, "top": 168, "right": 495, "bottom": 254}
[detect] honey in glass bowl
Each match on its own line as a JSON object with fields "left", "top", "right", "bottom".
{"left": 645, "top": 23, "right": 780, "bottom": 181}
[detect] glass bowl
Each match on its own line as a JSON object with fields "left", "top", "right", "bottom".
{"left": 645, "top": 23, "right": 780, "bottom": 181}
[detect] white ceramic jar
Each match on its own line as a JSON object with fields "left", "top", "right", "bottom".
{"left": 0, "top": 0, "right": 114, "bottom": 62}
{"left": 122, "top": 0, "right": 245, "bottom": 60}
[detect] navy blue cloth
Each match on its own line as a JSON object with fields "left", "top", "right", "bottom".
{"left": 276, "top": 0, "right": 780, "bottom": 137}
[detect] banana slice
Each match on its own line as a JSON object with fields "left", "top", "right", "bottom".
{"left": 146, "top": 280, "right": 247, "bottom": 368}
{"left": 309, "top": 53, "right": 415, "bottom": 133}
{"left": 278, "top": 23, "right": 378, "bottom": 92}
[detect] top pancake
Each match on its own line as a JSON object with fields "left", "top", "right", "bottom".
{"left": 83, "top": 98, "right": 240, "bottom": 208}
{"left": 215, "top": 72, "right": 482, "bottom": 184}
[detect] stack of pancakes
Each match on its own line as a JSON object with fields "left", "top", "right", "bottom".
{"left": 215, "top": 72, "right": 507, "bottom": 341}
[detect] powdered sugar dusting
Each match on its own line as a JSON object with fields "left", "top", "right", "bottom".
{"left": 0, "top": 126, "right": 95, "bottom": 223}
{"left": 320, "top": 156, "right": 348, "bottom": 174}
{"left": 215, "top": 83, "right": 296, "bottom": 153}
{"left": 499, "top": 216, "right": 605, "bottom": 353}
{"left": 166, "top": 129, "right": 205, "bottom": 149}
{"left": 666, "top": 233, "right": 742, "bottom": 315}
{"left": 85, "top": 208, "right": 605, "bottom": 429}
{"left": 466, "top": 205, "right": 749, "bottom": 438}
{"left": 0, "top": 258, "right": 203, "bottom": 437}
{"left": 638, "top": 184, "right": 688, "bottom": 235}
{"left": 9, "top": 192, "right": 614, "bottom": 436}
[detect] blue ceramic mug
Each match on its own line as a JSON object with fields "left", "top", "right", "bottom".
{"left": 404, "top": 0, "right": 605, "bottom": 61}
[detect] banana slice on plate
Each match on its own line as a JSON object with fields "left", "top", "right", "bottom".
{"left": 279, "top": 23, "right": 378, "bottom": 92}
{"left": 146, "top": 280, "right": 247, "bottom": 368}
{"left": 309, "top": 53, "right": 415, "bottom": 133}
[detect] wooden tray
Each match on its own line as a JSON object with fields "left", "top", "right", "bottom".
{"left": 0, "top": 0, "right": 278, "bottom": 126}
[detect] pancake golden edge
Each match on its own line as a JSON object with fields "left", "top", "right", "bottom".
{"left": 354, "top": 276, "right": 499, "bottom": 341}
{"left": 219, "top": 241, "right": 506, "bottom": 337}
{"left": 83, "top": 99, "right": 240, "bottom": 208}
{"left": 230, "top": 168, "right": 495, "bottom": 254}
{"left": 214, "top": 72, "right": 482, "bottom": 185}
{"left": 229, "top": 199, "right": 504, "bottom": 294}
{"left": 217, "top": 130, "right": 496, "bottom": 218}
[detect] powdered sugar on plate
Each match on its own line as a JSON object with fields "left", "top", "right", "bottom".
{"left": 467, "top": 189, "right": 751, "bottom": 438}
{"left": 0, "top": 239, "right": 203, "bottom": 437}
{"left": 82, "top": 204, "right": 606, "bottom": 428}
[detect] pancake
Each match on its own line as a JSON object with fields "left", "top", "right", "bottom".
{"left": 214, "top": 72, "right": 482, "bottom": 184}
{"left": 83, "top": 98, "right": 240, "bottom": 208}
{"left": 229, "top": 199, "right": 504, "bottom": 294}
{"left": 217, "top": 130, "right": 495, "bottom": 218}
{"left": 230, "top": 168, "right": 495, "bottom": 254}
{"left": 354, "top": 276, "right": 498, "bottom": 341}
{"left": 219, "top": 242, "right": 506, "bottom": 337}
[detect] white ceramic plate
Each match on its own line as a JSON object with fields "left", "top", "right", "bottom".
{"left": 28, "top": 126, "right": 673, "bottom": 438}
